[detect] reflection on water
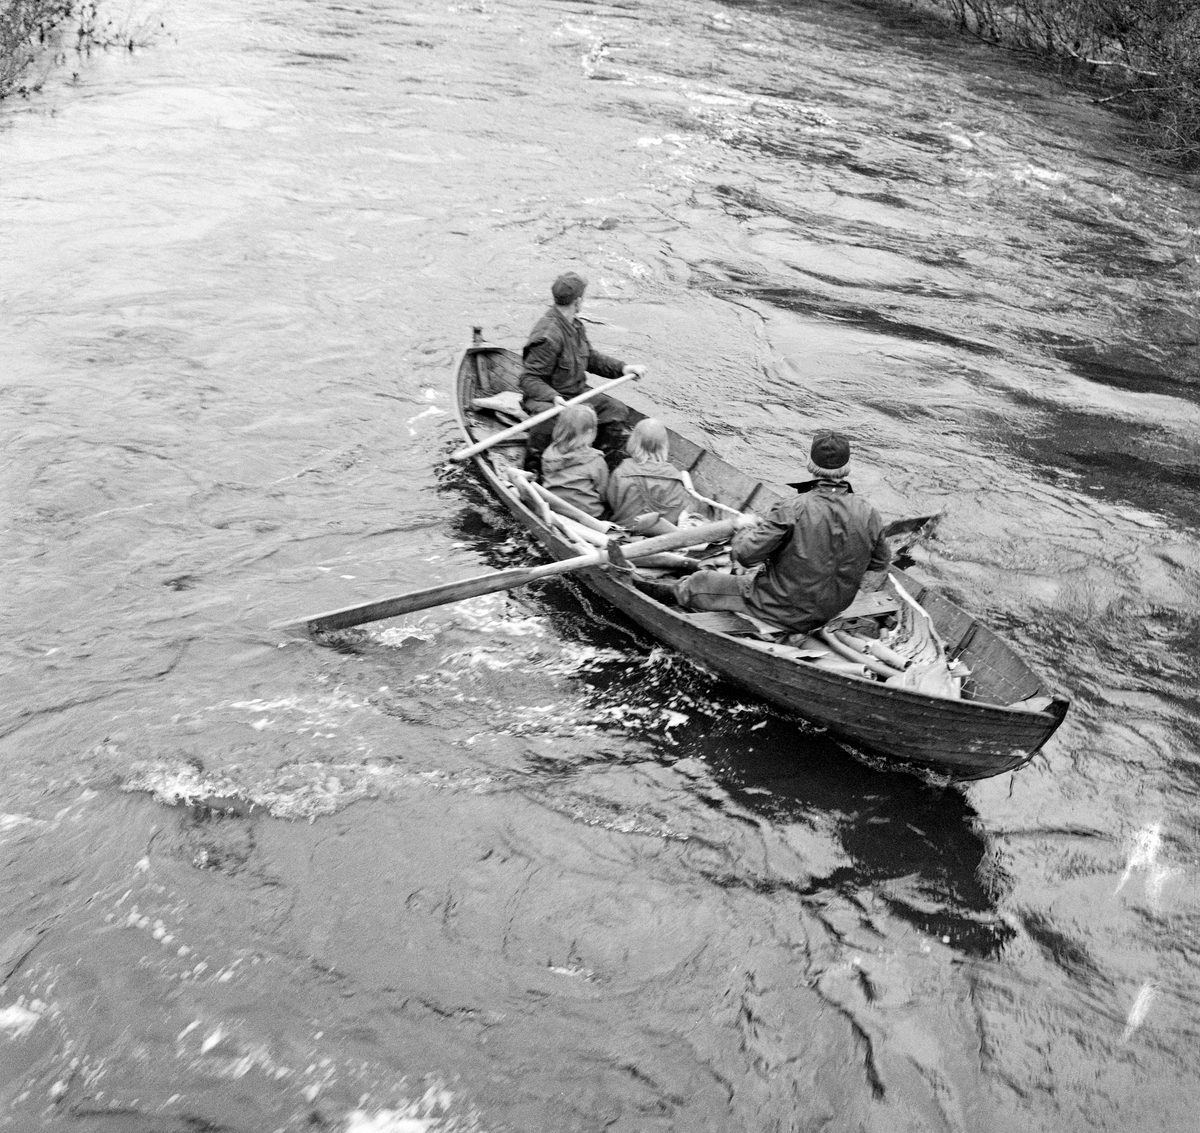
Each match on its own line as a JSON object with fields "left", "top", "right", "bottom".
{"left": 486, "top": 564, "right": 1016, "bottom": 960}
{"left": 3, "top": 0, "right": 1200, "bottom": 1126}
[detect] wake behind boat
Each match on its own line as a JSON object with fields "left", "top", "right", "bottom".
{"left": 454, "top": 329, "right": 1068, "bottom": 780}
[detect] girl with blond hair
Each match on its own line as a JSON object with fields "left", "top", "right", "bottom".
{"left": 605, "top": 417, "right": 699, "bottom": 535}
{"left": 540, "top": 404, "right": 609, "bottom": 518}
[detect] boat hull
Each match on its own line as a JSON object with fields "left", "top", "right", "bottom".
{"left": 454, "top": 338, "right": 1067, "bottom": 779}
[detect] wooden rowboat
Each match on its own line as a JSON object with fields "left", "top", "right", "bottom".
{"left": 453, "top": 330, "right": 1069, "bottom": 779}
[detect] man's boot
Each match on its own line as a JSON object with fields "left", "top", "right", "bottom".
{"left": 630, "top": 574, "right": 680, "bottom": 606}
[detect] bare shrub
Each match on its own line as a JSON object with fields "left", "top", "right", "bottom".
{"left": 897, "top": 0, "right": 1200, "bottom": 165}
{"left": 0, "top": 0, "right": 73, "bottom": 99}
{"left": 1, "top": 1, "right": 157, "bottom": 100}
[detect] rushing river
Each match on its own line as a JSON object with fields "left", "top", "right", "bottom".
{"left": 3, "top": 0, "right": 1200, "bottom": 1128}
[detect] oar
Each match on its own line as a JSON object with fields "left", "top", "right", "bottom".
{"left": 274, "top": 518, "right": 738, "bottom": 633}
{"left": 506, "top": 467, "right": 615, "bottom": 533}
{"left": 680, "top": 469, "right": 742, "bottom": 518}
{"left": 678, "top": 473, "right": 940, "bottom": 543}
{"left": 450, "top": 372, "right": 639, "bottom": 462}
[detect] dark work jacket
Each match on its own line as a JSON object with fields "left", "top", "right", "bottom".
{"left": 541, "top": 445, "right": 609, "bottom": 518}
{"left": 733, "top": 480, "right": 891, "bottom": 632}
{"left": 605, "top": 459, "right": 692, "bottom": 532}
{"left": 519, "top": 307, "right": 625, "bottom": 409}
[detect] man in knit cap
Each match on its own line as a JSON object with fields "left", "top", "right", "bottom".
{"left": 519, "top": 271, "right": 645, "bottom": 472}
{"left": 661, "top": 430, "right": 891, "bottom": 633}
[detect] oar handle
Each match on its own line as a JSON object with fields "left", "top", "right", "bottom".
{"left": 451, "top": 372, "right": 639, "bottom": 462}
{"left": 620, "top": 517, "right": 736, "bottom": 558}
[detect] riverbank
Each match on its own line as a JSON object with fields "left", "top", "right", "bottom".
{"left": 0, "top": 0, "right": 149, "bottom": 100}
{"left": 870, "top": 0, "right": 1200, "bottom": 166}
{"left": 0, "top": 0, "right": 72, "bottom": 98}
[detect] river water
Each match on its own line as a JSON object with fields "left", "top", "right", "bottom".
{"left": 3, "top": 0, "right": 1199, "bottom": 1128}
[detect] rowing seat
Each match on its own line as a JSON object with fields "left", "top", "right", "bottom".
{"left": 472, "top": 390, "right": 527, "bottom": 424}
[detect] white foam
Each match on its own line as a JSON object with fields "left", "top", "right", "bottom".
{"left": 1122, "top": 982, "right": 1157, "bottom": 1042}
{"left": 122, "top": 756, "right": 505, "bottom": 822}
{"left": 453, "top": 594, "right": 547, "bottom": 637}
{"left": 0, "top": 813, "right": 40, "bottom": 837}
{"left": 345, "top": 1115, "right": 436, "bottom": 1133}
{"left": 1114, "top": 822, "right": 1162, "bottom": 896}
{"left": 0, "top": 1003, "right": 42, "bottom": 1039}
{"left": 343, "top": 1085, "right": 468, "bottom": 1132}
{"left": 1011, "top": 163, "right": 1068, "bottom": 186}
{"left": 374, "top": 620, "right": 439, "bottom": 648}
{"left": 227, "top": 690, "right": 373, "bottom": 727}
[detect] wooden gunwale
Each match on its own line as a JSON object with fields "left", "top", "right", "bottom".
{"left": 452, "top": 339, "right": 1067, "bottom": 778}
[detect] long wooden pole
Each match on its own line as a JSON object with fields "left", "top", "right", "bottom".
{"left": 449, "top": 372, "right": 638, "bottom": 462}
{"left": 680, "top": 469, "right": 741, "bottom": 517}
{"left": 274, "top": 518, "right": 737, "bottom": 633}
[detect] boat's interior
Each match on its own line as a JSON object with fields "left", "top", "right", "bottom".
{"left": 460, "top": 342, "right": 1058, "bottom": 716}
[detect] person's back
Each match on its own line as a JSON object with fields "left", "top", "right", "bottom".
{"left": 518, "top": 271, "right": 644, "bottom": 472}
{"left": 737, "top": 484, "right": 886, "bottom": 631}
{"left": 607, "top": 459, "right": 689, "bottom": 528}
{"left": 541, "top": 404, "right": 609, "bottom": 518}
{"left": 668, "top": 430, "right": 891, "bottom": 632}
{"left": 542, "top": 446, "right": 609, "bottom": 518}
{"left": 605, "top": 419, "right": 692, "bottom": 534}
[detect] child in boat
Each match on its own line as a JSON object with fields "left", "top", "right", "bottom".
{"left": 606, "top": 417, "right": 699, "bottom": 535}
{"left": 541, "top": 404, "right": 609, "bottom": 518}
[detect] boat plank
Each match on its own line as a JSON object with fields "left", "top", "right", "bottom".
{"left": 668, "top": 434, "right": 707, "bottom": 475}
{"left": 960, "top": 628, "right": 1046, "bottom": 705}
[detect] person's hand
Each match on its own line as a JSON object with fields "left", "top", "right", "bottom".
{"left": 621, "top": 364, "right": 646, "bottom": 380}
{"left": 734, "top": 512, "right": 760, "bottom": 531}
{"left": 553, "top": 395, "right": 568, "bottom": 408}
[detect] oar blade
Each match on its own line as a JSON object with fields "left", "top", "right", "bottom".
{"left": 883, "top": 512, "right": 941, "bottom": 555}
{"left": 883, "top": 512, "right": 941, "bottom": 539}
{"left": 274, "top": 565, "right": 565, "bottom": 634}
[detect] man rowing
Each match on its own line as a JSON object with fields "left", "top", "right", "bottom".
{"left": 519, "top": 271, "right": 645, "bottom": 472}
{"left": 641, "top": 430, "right": 892, "bottom": 633}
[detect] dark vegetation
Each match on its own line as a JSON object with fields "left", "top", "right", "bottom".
{"left": 0, "top": 0, "right": 142, "bottom": 100}
{"left": 0, "top": 0, "right": 72, "bottom": 97}
{"left": 905, "top": 0, "right": 1200, "bottom": 166}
